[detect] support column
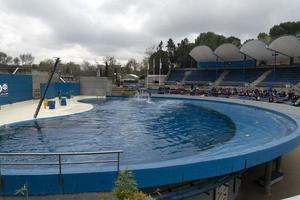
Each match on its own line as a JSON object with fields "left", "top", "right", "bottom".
{"left": 275, "top": 157, "right": 282, "bottom": 173}
{"left": 264, "top": 161, "right": 273, "bottom": 194}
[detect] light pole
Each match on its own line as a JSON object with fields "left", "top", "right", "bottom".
{"left": 146, "top": 62, "right": 149, "bottom": 88}
{"left": 159, "top": 58, "right": 162, "bottom": 86}
{"left": 272, "top": 52, "right": 278, "bottom": 81}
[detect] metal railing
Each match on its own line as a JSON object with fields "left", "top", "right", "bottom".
{"left": 0, "top": 150, "right": 123, "bottom": 175}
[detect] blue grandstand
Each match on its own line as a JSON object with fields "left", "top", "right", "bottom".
{"left": 165, "top": 35, "right": 300, "bottom": 88}
{"left": 258, "top": 66, "right": 300, "bottom": 87}
{"left": 220, "top": 68, "right": 267, "bottom": 86}
{"left": 165, "top": 69, "right": 185, "bottom": 83}
{"left": 185, "top": 70, "right": 219, "bottom": 84}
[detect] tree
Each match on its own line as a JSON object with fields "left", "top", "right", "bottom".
{"left": 145, "top": 45, "right": 156, "bottom": 58}
{"left": 194, "top": 32, "right": 241, "bottom": 50}
{"left": 175, "top": 38, "right": 195, "bottom": 68}
{"left": 13, "top": 57, "right": 20, "bottom": 65}
{"left": 149, "top": 49, "right": 169, "bottom": 74}
{"left": 5, "top": 56, "right": 12, "bottom": 64}
{"left": 166, "top": 38, "right": 176, "bottom": 69}
{"left": 257, "top": 32, "right": 272, "bottom": 44}
{"left": 269, "top": 21, "right": 300, "bottom": 38}
{"left": 103, "top": 56, "right": 117, "bottom": 77}
{"left": 138, "top": 58, "right": 148, "bottom": 78}
{"left": 157, "top": 41, "right": 163, "bottom": 51}
{"left": 81, "top": 60, "right": 93, "bottom": 71}
{"left": 269, "top": 25, "right": 288, "bottom": 38}
{"left": 195, "top": 32, "right": 227, "bottom": 50}
{"left": 0, "top": 52, "right": 7, "bottom": 64}
{"left": 113, "top": 169, "right": 153, "bottom": 200}
{"left": 226, "top": 36, "right": 241, "bottom": 47}
{"left": 124, "top": 58, "right": 138, "bottom": 74}
{"left": 39, "top": 59, "right": 54, "bottom": 71}
{"left": 19, "top": 53, "right": 34, "bottom": 65}
{"left": 65, "top": 61, "right": 81, "bottom": 75}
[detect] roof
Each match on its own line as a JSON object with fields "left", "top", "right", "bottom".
{"left": 269, "top": 35, "right": 300, "bottom": 59}
{"left": 240, "top": 39, "right": 288, "bottom": 61}
{"left": 189, "top": 46, "right": 217, "bottom": 62}
{"left": 214, "top": 43, "right": 245, "bottom": 61}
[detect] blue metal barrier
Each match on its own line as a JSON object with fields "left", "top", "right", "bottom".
{"left": 0, "top": 74, "right": 32, "bottom": 105}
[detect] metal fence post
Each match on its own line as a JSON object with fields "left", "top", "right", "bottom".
{"left": 117, "top": 152, "right": 120, "bottom": 173}
{"left": 58, "top": 154, "right": 62, "bottom": 175}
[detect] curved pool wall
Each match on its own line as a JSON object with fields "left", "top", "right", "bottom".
{"left": 1, "top": 96, "right": 300, "bottom": 195}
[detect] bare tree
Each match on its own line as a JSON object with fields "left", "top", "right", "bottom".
{"left": 0, "top": 52, "right": 7, "bottom": 64}
{"left": 13, "top": 57, "right": 20, "bottom": 65}
{"left": 5, "top": 56, "right": 13, "bottom": 64}
{"left": 19, "top": 53, "right": 34, "bottom": 65}
{"left": 81, "top": 60, "right": 96, "bottom": 71}
{"left": 145, "top": 45, "right": 156, "bottom": 58}
{"left": 103, "top": 56, "right": 117, "bottom": 77}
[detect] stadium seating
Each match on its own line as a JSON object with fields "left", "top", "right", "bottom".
{"left": 259, "top": 66, "right": 300, "bottom": 86}
{"left": 220, "top": 68, "right": 267, "bottom": 86}
{"left": 165, "top": 65, "right": 300, "bottom": 88}
{"left": 166, "top": 69, "right": 185, "bottom": 83}
{"left": 185, "top": 70, "right": 219, "bottom": 83}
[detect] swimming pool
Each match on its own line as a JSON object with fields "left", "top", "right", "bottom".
{"left": 1, "top": 96, "right": 300, "bottom": 195}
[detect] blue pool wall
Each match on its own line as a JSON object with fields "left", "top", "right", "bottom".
{"left": 40, "top": 83, "right": 80, "bottom": 99}
{"left": 0, "top": 74, "right": 33, "bottom": 105}
{"left": 1, "top": 96, "right": 300, "bottom": 195}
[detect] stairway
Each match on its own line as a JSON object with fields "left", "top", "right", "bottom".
{"left": 213, "top": 70, "right": 229, "bottom": 86}
{"left": 250, "top": 69, "right": 272, "bottom": 87}
{"left": 182, "top": 70, "right": 192, "bottom": 83}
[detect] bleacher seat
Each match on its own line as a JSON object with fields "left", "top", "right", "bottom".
{"left": 220, "top": 68, "right": 267, "bottom": 86}
{"left": 166, "top": 69, "right": 185, "bottom": 83}
{"left": 260, "top": 67, "right": 300, "bottom": 86}
{"left": 165, "top": 65, "right": 300, "bottom": 88}
{"left": 185, "top": 70, "right": 219, "bottom": 83}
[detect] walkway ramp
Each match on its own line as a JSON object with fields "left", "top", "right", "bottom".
{"left": 213, "top": 70, "right": 229, "bottom": 86}
{"left": 182, "top": 70, "right": 192, "bottom": 83}
{"left": 251, "top": 69, "right": 272, "bottom": 87}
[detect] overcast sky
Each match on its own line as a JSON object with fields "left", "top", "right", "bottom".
{"left": 0, "top": 0, "right": 299, "bottom": 64}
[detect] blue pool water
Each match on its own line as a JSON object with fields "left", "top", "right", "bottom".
{"left": 0, "top": 97, "right": 298, "bottom": 172}
{"left": 0, "top": 98, "right": 236, "bottom": 165}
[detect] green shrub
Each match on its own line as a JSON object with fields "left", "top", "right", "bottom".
{"left": 113, "top": 169, "right": 137, "bottom": 200}
{"left": 112, "top": 168, "right": 154, "bottom": 200}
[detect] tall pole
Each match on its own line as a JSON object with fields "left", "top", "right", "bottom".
{"left": 34, "top": 58, "right": 60, "bottom": 118}
{"left": 159, "top": 58, "right": 162, "bottom": 86}
{"left": 146, "top": 62, "right": 149, "bottom": 88}
{"left": 243, "top": 55, "right": 246, "bottom": 81}
{"left": 153, "top": 58, "right": 155, "bottom": 75}
{"left": 273, "top": 52, "right": 277, "bottom": 81}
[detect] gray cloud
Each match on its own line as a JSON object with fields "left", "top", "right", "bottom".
{"left": 0, "top": 0, "right": 299, "bottom": 64}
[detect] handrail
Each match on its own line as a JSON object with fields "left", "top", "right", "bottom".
{"left": 0, "top": 150, "right": 123, "bottom": 175}
{"left": 0, "top": 150, "right": 123, "bottom": 156}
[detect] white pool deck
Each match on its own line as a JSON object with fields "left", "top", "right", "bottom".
{"left": 1, "top": 95, "right": 300, "bottom": 200}
{"left": 0, "top": 96, "right": 96, "bottom": 126}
